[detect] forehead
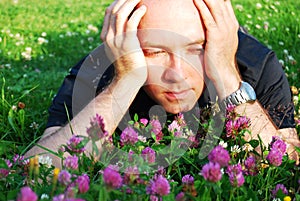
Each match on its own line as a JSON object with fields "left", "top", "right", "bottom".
{"left": 137, "top": 0, "right": 205, "bottom": 45}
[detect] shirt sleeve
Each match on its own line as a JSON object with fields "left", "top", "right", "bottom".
{"left": 236, "top": 31, "right": 295, "bottom": 129}
{"left": 46, "top": 45, "right": 114, "bottom": 128}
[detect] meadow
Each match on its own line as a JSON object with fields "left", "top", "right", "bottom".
{"left": 0, "top": 0, "right": 300, "bottom": 200}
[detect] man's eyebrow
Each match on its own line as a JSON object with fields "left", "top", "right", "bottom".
{"left": 186, "top": 39, "right": 205, "bottom": 46}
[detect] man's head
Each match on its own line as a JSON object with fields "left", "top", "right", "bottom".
{"left": 135, "top": 0, "right": 206, "bottom": 114}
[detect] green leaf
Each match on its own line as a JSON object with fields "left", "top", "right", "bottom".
{"left": 0, "top": 158, "right": 8, "bottom": 169}
{"left": 134, "top": 113, "right": 138, "bottom": 122}
{"left": 248, "top": 139, "right": 259, "bottom": 148}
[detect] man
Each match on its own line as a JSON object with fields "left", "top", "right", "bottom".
{"left": 26, "top": 0, "right": 299, "bottom": 167}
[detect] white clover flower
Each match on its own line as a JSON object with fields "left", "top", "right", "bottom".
{"left": 88, "top": 37, "right": 94, "bottom": 42}
{"left": 41, "top": 32, "right": 47, "bottom": 37}
{"left": 246, "top": 14, "right": 252, "bottom": 19}
{"left": 288, "top": 55, "right": 295, "bottom": 61}
{"left": 30, "top": 122, "right": 39, "bottom": 130}
{"left": 0, "top": 37, "right": 2, "bottom": 43}
{"left": 38, "top": 37, "right": 48, "bottom": 45}
{"left": 235, "top": 4, "right": 243, "bottom": 11}
{"left": 138, "top": 135, "right": 147, "bottom": 143}
{"left": 274, "top": 1, "right": 280, "bottom": 5}
{"left": 219, "top": 140, "right": 228, "bottom": 148}
{"left": 278, "top": 59, "right": 284, "bottom": 66}
{"left": 293, "top": 96, "right": 298, "bottom": 105}
{"left": 21, "top": 52, "right": 32, "bottom": 60}
{"left": 87, "top": 24, "right": 99, "bottom": 32}
{"left": 242, "top": 143, "right": 254, "bottom": 152}
{"left": 12, "top": 105, "right": 17, "bottom": 111}
{"left": 278, "top": 41, "right": 284, "bottom": 46}
{"left": 255, "top": 24, "right": 261, "bottom": 29}
{"left": 230, "top": 145, "right": 241, "bottom": 154}
{"left": 41, "top": 194, "right": 49, "bottom": 200}
{"left": 283, "top": 49, "right": 289, "bottom": 55}
{"left": 256, "top": 3, "right": 262, "bottom": 9}
{"left": 38, "top": 155, "right": 52, "bottom": 167}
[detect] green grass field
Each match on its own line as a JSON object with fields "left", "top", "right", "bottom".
{"left": 0, "top": 0, "right": 299, "bottom": 155}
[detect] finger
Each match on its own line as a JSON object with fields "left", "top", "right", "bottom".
{"left": 224, "top": 0, "right": 239, "bottom": 30}
{"left": 193, "top": 0, "right": 216, "bottom": 29}
{"left": 197, "top": 0, "right": 227, "bottom": 25}
{"left": 100, "top": 2, "right": 117, "bottom": 41}
{"left": 113, "top": 0, "right": 143, "bottom": 37}
{"left": 126, "top": 5, "right": 147, "bottom": 32}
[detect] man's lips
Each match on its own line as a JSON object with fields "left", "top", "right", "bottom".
{"left": 164, "top": 89, "right": 191, "bottom": 100}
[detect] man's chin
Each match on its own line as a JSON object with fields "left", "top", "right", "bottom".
{"left": 163, "top": 103, "right": 193, "bottom": 114}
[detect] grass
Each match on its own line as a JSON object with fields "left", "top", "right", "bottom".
{"left": 0, "top": 0, "right": 299, "bottom": 159}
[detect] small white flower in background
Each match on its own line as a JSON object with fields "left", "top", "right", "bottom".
{"left": 219, "top": 140, "right": 228, "bottom": 148}
{"left": 278, "top": 41, "right": 284, "bottom": 46}
{"left": 255, "top": 24, "right": 261, "bottom": 29}
{"left": 278, "top": 59, "right": 284, "bottom": 66}
{"left": 283, "top": 49, "right": 289, "bottom": 55}
{"left": 13, "top": 0, "right": 18, "bottom": 3}
{"left": 66, "top": 31, "right": 72, "bottom": 37}
{"left": 235, "top": 4, "right": 244, "bottom": 11}
{"left": 38, "top": 156, "right": 53, "bottom": 167}
{"left": 0, "top": 37, "right": 2, "bottom": 42}
{"left": 88, "top": 37, "right": 94, "bottom": 42}
{"left": 242, "top": 143, "right": 254, "bottom": 152}
{"left": 293, "top": 96, "right": 298, "bottom": 105}
{"left": 41, "top": 194, "right": 49, "bottom": 200}
{"left": 30, "top": 122, "right": 39, "bottom": 130}
{"left": 11, "top": 105, "right": 17, "bottom": 111}
{"left": 138, "top": 135, "right": 147, "bottom": 143}
{"left": 256, "top": 3, "right": 262, "bottom": 9}
{"left": 246, "top": 14, "right": 252, "bottom": 19}
{"left": 274, "top": 1, "right": 280, "bottom": 5}
{"left": 230, "top": 145, "right": 241, "bottom": 154}
{"left": 41, "top": 32, "right": 47, "bottom": 37}
{"left": 38, "top": 37, "right": 48, "bottom": 45}
{"left": 87, "top": 24, "right": 99, "bottom": 32}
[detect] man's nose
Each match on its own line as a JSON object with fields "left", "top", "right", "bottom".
{"left": 162, "top": 53, "right": 186, "bottom": 83}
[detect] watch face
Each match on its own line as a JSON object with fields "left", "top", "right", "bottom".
{"left": 242, "top": 81, "right": 256, "bottom": 101}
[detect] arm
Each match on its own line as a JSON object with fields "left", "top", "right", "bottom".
{"left": 25, "top": 0, "right": 148, "bottom": 167}
{"left": 193, "top": 0, "right": 299, "bottom": 162}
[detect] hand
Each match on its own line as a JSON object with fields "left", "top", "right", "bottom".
{"left": 101, "top": 0, "right": 148, "bottom": 82}
{"left": 193, "top": 0, "right": 241, "bottom": 99}
{"left": 279, "top": 128, "right": 300, "bottom": 165}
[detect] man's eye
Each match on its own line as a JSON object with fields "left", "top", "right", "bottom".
{"left": 143, "top": 49, "right": 167, "bottom": 57}
{"left": 188, "top": 48, "right": 204, "bottom": 55}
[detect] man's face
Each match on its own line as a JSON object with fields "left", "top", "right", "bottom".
{"left": 138, "top": 0, "right": 205, "bottom": 114}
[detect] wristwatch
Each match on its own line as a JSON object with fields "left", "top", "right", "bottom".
{"left": 220, "top": 81, "right": 256, "bottom": 110}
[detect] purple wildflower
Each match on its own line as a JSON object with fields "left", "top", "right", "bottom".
{"left": 67, "top": 135, "right": 86, "bottom": 153}
{"left": 103, "top": 166, "right": 123, "bottom": 189}
{"left": 266, "top": 148, "right": 283, "bottom": 166}
{"left": 17, "top": 186, "right": 38, "bottom": 201}
{"left": 175, "top": 192, "right": 186, "bottom": 201}
{"left": 140, "top": 118, "right": 149, "bottom": 126}
{"left": 58, "top": 170, "right": 72, "bottom": 186}
{"left": 86, "top": 114, "right": 108, "bottom": 141}
{"left": 225, "top": 120, "right": 234, "bottom": 138}
{"left": 150, "top": 195, "right": 159, "bottom": 201}
{"left": 128, "top": 150, "right": 135, "bottom": 162}
{"left": 76, "top": 173, "right": 90, "bottom": 193}
{"left": 270, "top": 136, "right": 287, "bottom": 154}
{"left": 226, "top": 104, "right": 236, "bottom": 117}
{"left": 168, "top": 120, "right": 181, "bottom": 133}
{"left": 150, "top": 119, "right": 163, "bottom": 141}
{"left": 147, "top": 175, "right": 170, "bottom": 196}
{"left": 271, "top": 184, "right": 288, "bottom": 198}
{"left": 124, "top": 166, "right": 139, "bottom": 184}
{"left": 0, "top": 159, "right": 12, "bottom": 179}
{"left": 63, "top": 155, "right": 79, "bottom": 170}
{"left": 201, "top": 162, "right": 222, "bottom": 183}
{"left": 13, "top": 154, "right": 28, "bottom": 165}
{"left": 226, "top": 163, "right": 245, "bottom": 187}
{"left": 52, "top": 194, "right": 64, "bottom": 201}
{"left": 243, "top": 156, "right": 258, "bottom": 176}
{"left": 120, "top": 127, "right": 139, "bottom": 146}
{"left": 208, "top": 145, "right": 230, "bottom": 167}
{"left": 182, "top": 174, "right": 194, "bottom": 185}
{"left": 142, "top": 147, "right": 156, "bottom": 164}
{"left": 175, "top": 113, "right": 186, "bottom": 127}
